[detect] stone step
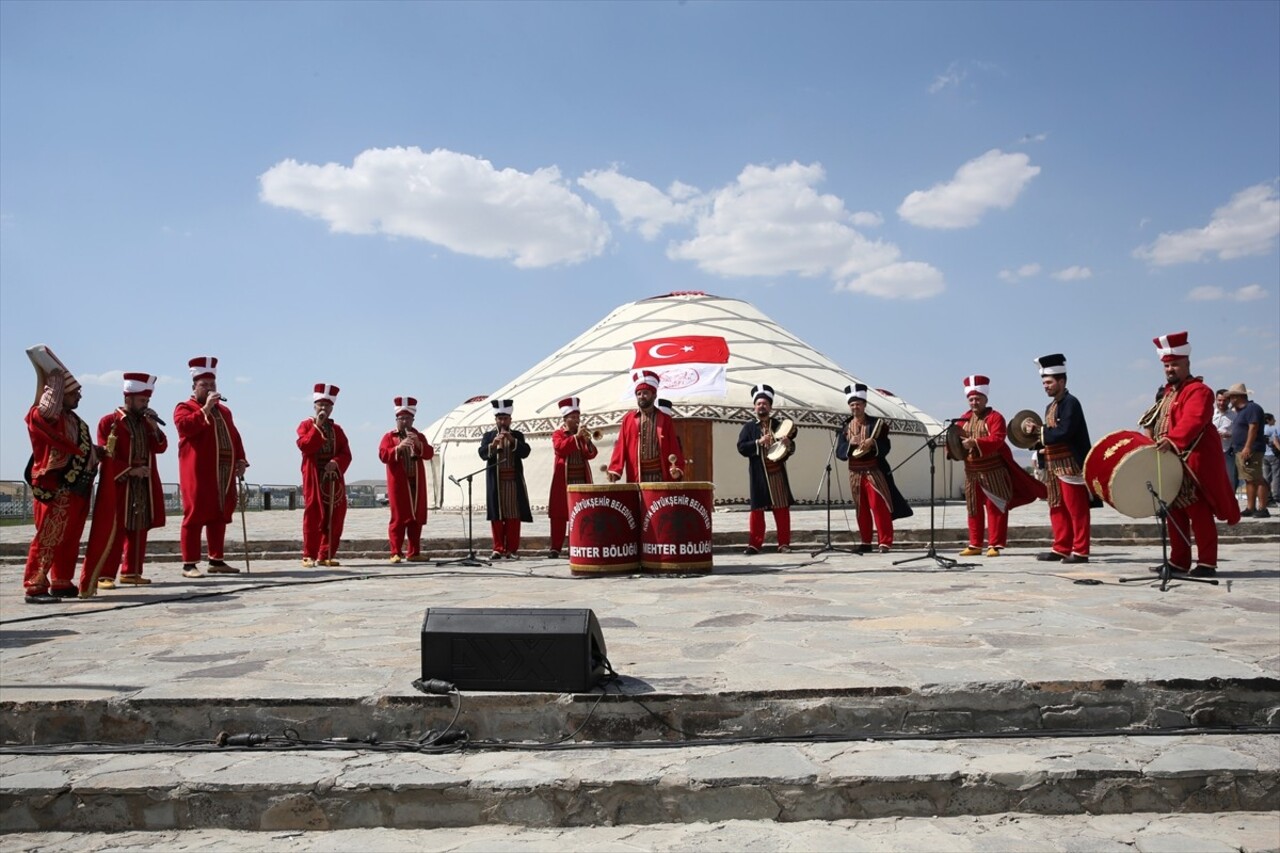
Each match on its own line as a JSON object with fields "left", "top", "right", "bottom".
{"left": 4, "top": 677, "right": 1277, "bottom": 747}
{"left": 1, "top": 734, "right": 1276, "bottom": 832}
{"left": 3, "top": 811, "right": 1279, "bottom": 852}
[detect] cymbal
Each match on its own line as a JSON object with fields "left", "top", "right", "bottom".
{"left": 1008, "top": 409, "right": 1043, "bottom": 450}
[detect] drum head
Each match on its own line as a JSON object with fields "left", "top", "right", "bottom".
{"left": 767, "top": 419, "right": 795, "bottom": 462}
{"left": 1106, "top": 445, "right": 1183, "bottom": 518}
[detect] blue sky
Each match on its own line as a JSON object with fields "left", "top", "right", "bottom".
{"left": 2, "top": 0, "right": 1277, "bottom": 486}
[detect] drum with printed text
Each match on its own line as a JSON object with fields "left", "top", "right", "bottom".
{"left": 1083, "top": 429, "right": 1183, "bottom": 519}
{"left": 567, "top": 483, "right": 642, "bottom": 576}
{"left": 639, "top": 481, "right": 715, "bottom": 574}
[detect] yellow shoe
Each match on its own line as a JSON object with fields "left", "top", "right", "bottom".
{"left": 958, "top": 546, "right": 983, "bottom": 557}
{"left": 320, "top": 559, "right": 341, "bottom": 567}
{"left": 301, "top": 558, "right": 316, "bottom": 568}
{"left": 118, "top": 575, "right": 152, "bottom": 585}
{"left": 97, "top": 578, "right": 116, "bottom": 590}
{"left": 389, "top": 554, "right": 403, "bottom": 564}
{"left": 408, "top": 555, "right": 428, "bottom": 562}
{"left": 985, "top": 547, "right": 1001, "bottom": 558}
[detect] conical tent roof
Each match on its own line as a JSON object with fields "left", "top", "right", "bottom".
{"left": 429, "top": 291, "right": 960, "bottom": 508}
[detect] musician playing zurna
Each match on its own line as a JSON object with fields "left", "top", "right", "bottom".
{"left": 79, "top": 373, "right": 168, "bottom": 595}
{"left": 607, "top": 369, "right": 684, "bottom": 483}
{"left": 835, "top": 383, "right": 912, "bottom": 554}
{"left": 1023, "top": 354, "right": 1093, "bottom": 564}
{"left": 22, "top": 350, "right": 97, "bottom": 603}
{"left": 1146, "top": 331, "right": 1240, "bottom": 577}
{"left": 378, "top": 396, "right": 433, "bottom": 564}
{"left": 480, "top": 398, "right": 532, "bottom": 559}
{"left": 736, "top": 383, "right": 795, "bottom": 555}
{"left": 297, "top": 384, "right": 351, "bottom": 568}
{"left": 548, "top": 396, "right": 597, "bottom": 559}
{"left": 175, "top": 356, "right": 248, "bottom": 579}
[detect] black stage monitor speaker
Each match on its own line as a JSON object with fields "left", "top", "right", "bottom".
{"left": 421, "top": 608, "right": 608, "bottom": 693}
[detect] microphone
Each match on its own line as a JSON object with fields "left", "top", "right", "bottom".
{"left": 145, "top": 409, "right": 167, "bottom": 426}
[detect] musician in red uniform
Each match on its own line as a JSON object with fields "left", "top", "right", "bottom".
{"left": 22, "top": 352, "right": 96, "bottom": 603}
{"left": 607, "top": 370, "right": 684, "bottom": 484}
{"left": 79, "top": 373, "right": 168, "bottom": 595}
{"left": 378, "top": 396, "right": 433, "bottom": 563}
{"left": 736, "top": 383, "right": 795, "bottom": 555}
{"left": 1148, "top": 331, "right": 1241, "bottom": 576}
{"left": 175, "top": 356, "right": 248, "bottom": 578}
{"left": 949, "top": 375, "right": 1045, "bottom": 558}
{"left": 297, "top": 384, "right": 352, "bottom": 567}
{"left": 547, "top": 396, "right": 598, "bottom": 558}
{"left": 835, "top": 383, "right": 912, "bottom": 553}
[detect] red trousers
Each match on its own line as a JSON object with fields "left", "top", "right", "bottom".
{"left": 79, "top": 526, "right": 151, "bottom": 595}
{"left": 967, "top": 499, "right": 1009, "bottom": 549}
{"left": 24, "top": 491, "right": 90, "bottom": 594}
{"left": 490, "top": 519, "right": 521, "bottom": 555}
{"left": 855, "top": 479, "right": 894, "bottom": 546}
{"left": 748, "top": 508, "right": 791, "bottom": 549}
{"left": 1050, "top": 480, "right": 1091, "bottom": 557}
{"left": 389, "top": 518, "right": 423, "bottom": 559}
{"left": 1166, "top": 500, "right": 1218, "bottom": 570}
{"left": 303, "top": 495, "right": 346, "bottom": 561}
{"left": 181, "top": 516, "right": 226, "bottom": 563}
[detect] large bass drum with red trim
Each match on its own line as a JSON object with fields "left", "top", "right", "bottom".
{"left": 1083, "top": 430, "right": 1183, "bottom": 519}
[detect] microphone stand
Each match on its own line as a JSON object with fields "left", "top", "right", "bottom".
{"left": 434, "top": 464, "right": 491, "bottom": 567}
{"left": 811, "top": 431, "right": 860, "bottom": 557}
{"left": 1119, "top": 481, "right": 1216, "bottom": 591}
{"left": 894, "top": 421, "right": 973, "bottom": 570}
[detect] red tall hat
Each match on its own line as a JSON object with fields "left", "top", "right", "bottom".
{"left": 963, "top": 374, "right": 990, "bottom": 398}
{"left": 122, "top": 372, "right": 156, "bottom": 397}
{"left": 558, "top": 396, "right": 581, "bottom": 415}
{"left": 1153, "top": 331, "right": 1191, "bottom": 362}
{"left": 313, "top": 383, "right": 340, "bottom": 403}
{"left": 188, "top": 356, "right": 218, "bottom": 380}
{"left": 394, "top": 396, "right": 417, "bottom": 415}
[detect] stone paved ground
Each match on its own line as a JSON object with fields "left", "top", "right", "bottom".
{"left": 3, "top": 812, "right": 1279, "bottom": 853}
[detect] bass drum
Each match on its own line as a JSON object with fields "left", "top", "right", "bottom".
{"left": 1083, "top": 430, "right": 1183, "bottom": 519}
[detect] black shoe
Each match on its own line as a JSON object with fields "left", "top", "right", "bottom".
{"left": 1061, "top": 554, "right": 1089, "bottom": 564}
{"left": 1239, "top": 509, "right": 1255, "bottom": 518}
{"left": 1189, "top": 565, "right": 1217, "bottom": 578}
{"left": 207, "top": 560, "right": 240, "bottom": 574}
{"left": 743, "top": 546, "right": 760, "bottom": 555}
{"left": 547, "top": 550, "right": 560, "bottom": 559}
{"left": 1149, "top": 563, "right": 1189, "bottom": 574}
{"left": 1036, "top": 552, "right": 1065, "bottom": 561}
{"left": 857, "top": 543, "right": 874, "bottom": 554}
{"left": 24, "top": 593, "right": 60, "bottom": 604}
{"left": 1253, "top": 508, "right": 1270, "bottom": 518}
{"left": 48, "top": 587, "right": 78, "bottom": 598}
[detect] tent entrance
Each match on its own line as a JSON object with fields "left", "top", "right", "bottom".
{"left": 674, "top": 418, "right": 713, "bottom": 483}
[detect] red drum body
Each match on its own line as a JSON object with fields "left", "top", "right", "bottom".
{"left": 640, "top": 481, "right": 714, "bottom": 574}
{"left": 1084, "top": 430, "right": 1184, "bottom": 519}
{"left": 567, "top": 483, "right": 642, "bottom": 576}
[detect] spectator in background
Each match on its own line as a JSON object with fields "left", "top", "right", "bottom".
{"left": 1227, "top": 383, "right": 1268, "bottom": 518}
{"left": 1212, "top": 389, "right": 1238, "bottom": 495}
{"left": 1262, "top": 412, "right": 1278, "bottom": 510}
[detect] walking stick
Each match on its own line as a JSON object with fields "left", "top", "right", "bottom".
{"left": 238, "top": 474, "right": 251, "bottom": 573}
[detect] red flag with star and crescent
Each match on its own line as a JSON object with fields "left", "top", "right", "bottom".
{"left": 630, "top": 335, "right": 730, "bottom": 397}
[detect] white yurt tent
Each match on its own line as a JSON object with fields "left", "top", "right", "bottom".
{"left": 427, "top": 291, "right": 960, "bottom": 510}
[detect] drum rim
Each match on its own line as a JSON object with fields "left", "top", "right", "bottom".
{"left": 567, "top": 483, "right": 641, "bottom": 493}
{"left": 638, "top": 481, "right": 715, "bottom": 490}
{"left": 1084, "top": 428, "right": 1183, "bottom": 517}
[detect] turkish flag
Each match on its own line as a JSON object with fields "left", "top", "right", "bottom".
{"left": 632, "top": 336, "right": 730, "bottom": 368}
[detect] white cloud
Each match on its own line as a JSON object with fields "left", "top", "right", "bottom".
{"left": 662, "top": 161, "right": 942, "bottom": 298}
{"left": 260, "top": 146, "right": 610, "bottom": 268}
{"left": 1018, "top": 132, "right": 1048, "bottom": 144}
{"left": 851, "top": 211, "right": 884, "bottom": 228}
{"left": 1187, "top": 283, "right": 1269, "bottom": 302}
{"left": 578, "top": 168, "right": 700, "bottom": 239}
{"left": 1052, "top": 265, "right": 1093, "bottom": 281}
{"left": 897, "top": 149, "right": 1040, "bottom": 229}
{"left": 1196, "top": 355, "right": 1240, "bottom": 370}
{"left": 1134, "top": 182, "right": 1280, "bottom": 266}
{"left": 999, "top": 263, "right": 1040, "bottom": 283}
{"left": 928, "top": 62, "right": 966, "bottom": 94}
{"left": 839, "top": 262, "right": 945, "bottom": 300}
{"left": 77, "top": 370, "right": 125, "bottom": 388}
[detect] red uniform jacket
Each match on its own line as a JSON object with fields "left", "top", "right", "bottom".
{"left": 608, "top": 409, "right": 683, "bottom": 483}
{"left": 297, "top": 419, "right": 352, "bottom": 510}
{"left": 549, "top": 426, "right": 598, "bottom": 519}
{"left": 954, "top": 408, "right": 1046, "bottom": 510}
{"left": 1161, "top": 377, "right": 1240, "bottom": 524}
{"left": 174, "top": 399, "right": 246, "bottom": 525}
{"left": 378, "top": 428, "right": 433, "bottom": 526}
